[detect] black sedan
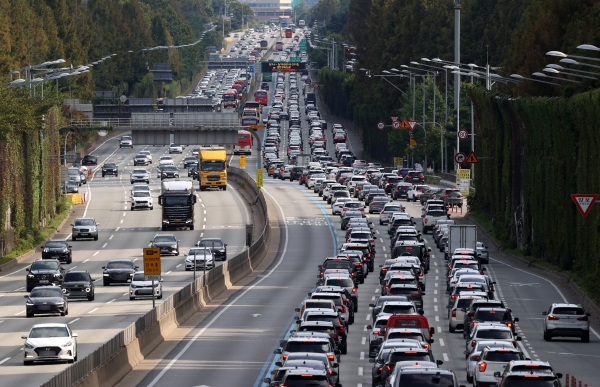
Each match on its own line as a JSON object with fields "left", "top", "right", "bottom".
{"left": 41, "top": 240, "right": 72, "bottom": 264}
{"left": 26, "top": 259, "right": 65, "bottom": 292}
{"left": 101, "top": 163, "right": 118, "bottom": 177}
{"left": 63, "top": 271, "right": 95, "bottom": 301}
{"left": 25, "top": 286, "right": 68, "bottom": 317}
{"left": 102, "top": 260, "right": 138, "bottom": 286}
{"left": 81, "top": 155, "right": 97, "bottom": 166}
{"left": 197, "top": 238, "right": 227, "bottom": 261}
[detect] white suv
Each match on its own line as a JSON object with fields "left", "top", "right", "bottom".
{"left": 542, "top": 303, "right": 590, "bottom": 342}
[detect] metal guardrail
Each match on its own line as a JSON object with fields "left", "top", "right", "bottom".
{"left": 65, "top": 114, "right": 243, "bottom": 130}
{"left": 40, "top": 167, "right": 269, "bottom": 387}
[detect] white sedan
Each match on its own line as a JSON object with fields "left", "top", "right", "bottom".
{"left": 185, "top": 247, "right": 214, "bottom": 271}
{"left": 332, "top": 198, "right": 352, "bottom": 215}
{"left": 129, "top": 272, "right": 163, "bottom": 300}
{"left": 22, "top": 323, "right": 78, "bottom": 365}
{"left": 169, "top": 144, "right": 183, "bottom": 154}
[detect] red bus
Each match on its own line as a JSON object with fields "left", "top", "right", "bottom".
{"left": 223, "top": 89, "right": 238, "bottom": 108}
{"left": 234, "top": 130, "right": 253, "bottom": 155}
{"left": 254, "top": 90, "right": 268, "bottom": 105}
{"left": 285, "top": 28, "right": 293, "bottom": 38}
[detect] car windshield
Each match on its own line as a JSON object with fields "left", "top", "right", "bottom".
{"left": 163, "top": 166, "right": 177, "bottom": 171}
{"left": 133, "top": 169, "right": 147, "bottom": 174}
{"left": 381, "top": 305, "right": 415, "bottom": 314}
{"left": 31, "top": 261, "right": 59, "bottom": 270}
{"left": 201, "top": 161, "right": 226, "bottom": 171}
{"left": 285, "top": 342, "right": 329, "bottom": 353}
{"left": 388, "top": 353, "right": 430, "bottom": 363}
{"left": 135, "top": 155, "right": 146, "bottom": 159}
{"left": 485, "top": 351, "right": 521, "bottom": 361}
{"left": 352, "top": 233, "right": 371, "bottom": 239}
{"left": 30, "top": 288, "right": 63, "bottom": 298}
{"left": 324, "top": 278, "right": 354, "bottom": 287}
{"left": 74, "top": 219, "right": 95, "bottom": 226}
{"left": 67, "top": 169, "right": 79, "bottom": 175}
{"left": 64, "top": 272, "right": 89, "bottom": 282}
{"left": 476, "top": 330, "right": 512, "bottom": 339}
{"left": 391, "top": 318, "right": 423, "bottom": 328}
{"left": 305, "top": 301, "right": 333, "bottom": 309}
{"left": 106, "top": 261, "right": 133, "bottom": 269}
{"left": 29, "top": 326, "right": 70, "bottom": 338}
{"left": 387, "top": 332, "right": 423, "bottom": 341}
{"left": 503, "top": 377, "right": 559, "bottom": 387}
{"left": 163, "top": 196, "right": 190, "bottom": 206}
{"left": 384, "top": 206, "right": 402, "bottom": 212}
{"left": 188, "top": 248, "right": 211, "bottom": 256}
{"left": 104, "top": 164, "right": 116, "bottom": 168}
{"left": 154, "top": 236, "right": 176, "bottom": 243}
{"left": 45, "top": 241, "right": 66, "bottom": 248}
{"left": 553, "top": 307, "right": 585, "bottom": 315}
{"left": 198, "top": 240, "right": 224, "bottom": 247}
{"left": 132, "top": 273, "right": 146, "bottom": 281}
{"left": 133, "top": 192, "right": 151, "bottom": 197}
{"left": 398, "top": 374, "right": 454, "bottom": 386}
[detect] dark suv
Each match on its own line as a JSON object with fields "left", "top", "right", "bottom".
{"left": 81, "top": 155, "right": 97, "bottom": 166}
{"left": 41, "top": 239, "right": 72, "bottom": 264}
{"left": 405, "top": 170, "right": 425, "bottom": 184}
{"left": 151, "top": 234, "right": 180, "bottom": 256}
{"left": 289, "top": 166, "right": 304, "bottom": 182}
{"left": 102, "top": 163, "right": 118, "bottom": 177}
{"left": 443, "top": 188, "right": 464, "bottom": 206}
{"left": 26, "top": 259, "right": 65, "bottom": 292}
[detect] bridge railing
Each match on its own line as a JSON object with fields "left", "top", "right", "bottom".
{"left": 66, "top": 112, "right": 242, "bottom": 130}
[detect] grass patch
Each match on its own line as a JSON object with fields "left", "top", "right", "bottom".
{"left": 0, "top": 198, "right": 72, "bottom": 265}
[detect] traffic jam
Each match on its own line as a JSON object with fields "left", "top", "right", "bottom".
{"left": 257, "top": 31, "right": 575, "bottom": 387}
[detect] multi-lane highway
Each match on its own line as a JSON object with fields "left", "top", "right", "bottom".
{"left": 0, "top": 136, "right": 252, "bottom": 385}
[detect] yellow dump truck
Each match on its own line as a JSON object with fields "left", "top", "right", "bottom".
{"left": 199, "top": 147, "right": 228, "bottom": 191}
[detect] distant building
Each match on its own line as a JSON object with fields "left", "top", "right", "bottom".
{"left": 240, "top": 0, "right": 292, "bottom": 20}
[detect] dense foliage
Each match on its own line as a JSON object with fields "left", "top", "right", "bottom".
{"left": 468, "top": 86, "right": 600, "bottom": 297}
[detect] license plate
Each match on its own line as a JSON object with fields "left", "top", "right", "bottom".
{"left": 174, "top": 219, "right": 182, "bottom": 223}
{"left": 38, "top": 305, "right": 50, "bottom": 311}
{"left": 79, "top": 233, "right": 89, "bottom": 236}
{"left": 39, "top": 350, "right": 55, "bottom": 357}
{"left": 39, "top": 280, "right": 49, "bottom": 284}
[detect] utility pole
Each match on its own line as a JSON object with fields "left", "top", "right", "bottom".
{"left": 454, "top": 0, "right": 461, "bottom": 156}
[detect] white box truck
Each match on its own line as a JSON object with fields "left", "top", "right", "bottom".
{"left": 445, "top": 225, "right": 477, "bottom": 260}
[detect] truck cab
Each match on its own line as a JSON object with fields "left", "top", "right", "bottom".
{"left": 199, "top": 147, "right": 227, "bottom": 191}
{"left": 158, "top": 181, "right": 196, "bottom": 231}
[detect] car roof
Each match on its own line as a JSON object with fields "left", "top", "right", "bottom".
{"left": 30, "top": 323, "right": 69, "bottom": 329}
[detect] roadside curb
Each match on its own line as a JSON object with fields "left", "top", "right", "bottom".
{"left": 464, "top": 214, "right": 600, "bottom": 326}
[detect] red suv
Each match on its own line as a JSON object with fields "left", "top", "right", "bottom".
{"left": 405, "top": 170, "right": 425, "bottom": 184}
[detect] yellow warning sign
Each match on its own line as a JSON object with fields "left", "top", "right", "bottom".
{"left": 409, "top": 135, "right": 417, "bottom": 146}
{"left": 143, "top": 248, "right": 161, "bottom": 276}
{"left": 240, "top": 155, "right": 247, "bottom": 168}
{"left": 465, "top": 151, "right": 479, "bottom": 164}
{"left": 256, "top": 169, "right": 263, "bottom": 188}
{"left": 400, "top": 119, "right": 411, "bottom": 129}
{"left": 393, "top": 157, "right": 403, "bottom": 167}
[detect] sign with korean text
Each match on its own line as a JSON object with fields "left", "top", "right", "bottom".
{"left": 571, "top": 194, "right": 598, "bottom": 218}
{"left": 256, "top": 169, "right": 263, "bottom": 188}
{"left": 393, "top": 157, "right": 403, "bottom": 167}
{"left": 456, "top": 169, "right": 471, "bottom": 196}
{"left": 143, "top": 247, "right": 161, "bottom": 280}
{"left": 261, "top": 61, "right": 306, "bottom": 73}
{"left": 240, "top": 155, "right": 247, "bottom": 168}
{"left": 409, "top": 135, "right": 417, "bottom": 146}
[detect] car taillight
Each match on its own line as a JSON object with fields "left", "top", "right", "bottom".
{"left": 548, "top": 315, "right": 560, "bottom": 320}
{"left": 422, "top": 343, "right": 430, "bottom": 349}
{"left": 578, "top": 316, "right": 588, "bottom": 321}
{"left": 506, "top": 322, "right": 513, "bottom": 328}
{"left": 451, "top": 295, "right": 457, "bottom": 299}
{"left": 352, "top": 287, "right": 357, "bottom": 293}
{"left": 471, "top": 340, "right": 476, "bottom": 347}
{"left": 327, "top": 354, "right": 335, "bottom": 361}
{"left": 419, "top": 272, "right": 423, "bottom": 277}
{"left": 385, "top": 364, "right": 393, "bottom": 371}
{"left": 355, "top": 263, "right": 362, "bottom": 267}
{"left": 451, "top": 308, "right": 457, "bottom": 318}
{"left": 478, "top": 362, "right": 487, "bottom": 372}
{"left": 282, "top": 354, "right": 288, "bottom": 360}
{"left": 341, "top": 305, "right": 347, "bottom": 313}
{"left": 412, "top": 293, "right": 422, "bottom": 298}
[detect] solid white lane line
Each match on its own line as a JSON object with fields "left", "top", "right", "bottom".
{"left": 83, "top": 259, "right": 90, "bottom": 263}
{"left": 102, "top": 243, "right": 107, "bottom": 248}
{"left": 68, "top": 318, "right": 80, "bottom": 325}
{"left": 109, "top": 235, "right": 114, "bottom": 240}
{"left": 176, "top": 264, "right": 182, "bottom": 268}
{"left": 69, "top": 266, "right": 78, "bottom": 271}
{"left": 116, "top": 227, "right": 120, "bottom": 231}
{"left": 88, "top": 308, "right": 99, "bottom": 314}
{"left": 107, "top": 299, "right": 116, "bottom": 304}
{"left": 14, "top": 287, "right": 24, "bottom": 292}
{"left": 15, "top": 310, "right": 25, "bottom": 316}
{"left": 0, "top": 358, "right": 11, "bottom": 365}
{"left": 166, "top": 271, "right": 172, "bottom": 275}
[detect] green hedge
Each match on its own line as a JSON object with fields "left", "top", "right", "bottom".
{"left": 468, "top": 85, "right": 600, "bottom": 297}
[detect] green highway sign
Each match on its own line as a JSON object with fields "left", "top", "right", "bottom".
{"left": 289, "top": 57, "right": 302, "bottom": 62}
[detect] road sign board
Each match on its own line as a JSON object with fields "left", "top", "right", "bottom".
{"left": 377, "top": 121, "right": 385, "bottom": 130}
{"left": 458, "top": 129, "right": 469, "bottom": 140}
{"left": 390, "top": 116, "right": 399, "bottom": 122}
{"left": 290, "top": 57, "right": 302, "bottom": 62}
{"left": 571, "top": 194, "right": 598, "bottom": 217}
{"left": 143, "top": 247, "right": 161, "bottom": 278}
{"left": 261, "top": 61, "right": 306, "bottom": 73}
{"left": 392, "top": 121, "right": 400, "bottom": 129}
{"left": 239, "top": 155, "right": 246, "bottom": 168}
{"left": 408, "top": 120, "right": 418, "bottom": 130}
{"left": 256, "top": 169, "right": 263, "bottom": 188}
{"left": 409, "top": 135, "right": 417, "bottom": 146}
{"left": 393, "top": 157, "right": 403, "bottom": 167}
{"left": 465, "top": 151, "right": 479, "bottom": 164}
{"left": 454, "top": 152, "right": 466, "bottom": 164}
{"left": 248, "top": 63, "right": 254, "bottom": 73}
{"left": 249, "top": 124, "right": 265, "bottom": 129}
{"left": 400, "top": 119, "right": 411, "bottom": 129}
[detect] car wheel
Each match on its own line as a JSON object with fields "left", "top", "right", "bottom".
{"left": 360, "top": 277, "right": 364, "bottom": 284}
{"left": 94, "top": 236, "right": 98, "bottom": 241}
{"left": 24, "top": 360, "right": 33, "bottom": 366}
{"left": 130, "top": 296, "right": 135, "bottom": 301}
{"left": 72, "top": 236, "right": 77, "bottom": 241}
{"left": 150, "top": 206, "right": 153, "bottom": 210}
{"left": 582, "top": 332, "right": 590, "bottom": 342}
{"left": 67, "top": 258, "right": 72, "bottom": 264}
{"left": 61, "top": 311, "right": 66, "bottom": 316}
{"left": 543, "top": 329, "right": 552, "bottom": 341}
{"left": 354, "top": 304, "right": 358, "bottom": 313}
{"left": 467, "top": 373, "right": 473, "bottom": 383}
{"left": 449, "top": 322, "right": 455, "bottom": 333}
{"left": 103, "top": 279, "right": 110, "bottom": 286}
{"left": 341, "top": 346, "right": 347, "bottom": 355}
{"left": 26, "top": 310, "right": 33, "bottom": 318}
{"left": 157, "top": 294, "right": 162, "bottom": 299}
{"left": 88, "top": 295, "right": 94, "bottom": 301}
{"left": 161, "top": 225, "right": 167, "bottom": 231}
{"left": 379, "top": 220, "right": 383, "bottom": 225}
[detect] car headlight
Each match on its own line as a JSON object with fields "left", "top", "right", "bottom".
{"left": 130, "top": 284, "right": 137, "bottom": 288}
{"left": 43, "top": 248, "right": 49, "bottom": 253}
{"left": 27, "top": 274, "right": 34, "bottom": 278}
{"left": 56, "top": 301, "right": 64, "bottom": 306}
{"left": 85, "top": 287, "right": 91, "bottom": 292}
{"left": 171, "top": 245, "right": 177, "bottom": 249}
{"left": 24, "top": 341, "right": 34, "bottom": 349}
{"left": 54, "top": 274, "right": 61, "bottom": 278}
{"left": 26, "top": 300, "right": 33, "bottom": 305}
{"left": 103, "top": 273, "right": 109, "bottom": 276}
{"left": 61, "top": 341, "right": 72, "bottom": 348}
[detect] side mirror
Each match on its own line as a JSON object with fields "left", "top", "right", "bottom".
{"left": 263, "top": 378, "right": 272, "bottom": 384}
{"left": 447, "top": 214, "right": 451, "bottom": 218}
{"left": 69, "top": 245, "right": 72, "bottom": 249}
{"left": 275, "top": 361, "right": 283, "bottom": 367}
{"left": 25, "top": 268, "right": 30, "bottom": 272}
{"left": 334, "top": 349, "right": 341, "bottom": 355}
{"left": 101, "top": 266, "right": 106, "bottom": 269}
{"left": 516, "top": 336, "right": 522, "bottom": 341}
{"left": 70, "top": 224, "right": 74, "bottom": 226}
{"left": 21, "top": 335, "right": 28, "bottom": 339}
{"left": 429, "top": 339, "right": 434, "bottom": 344}
{"left": 23, "top": 295, "right": 29, "bottom": 298}
{"left": 192, "top": 195, "right": 197, "bottom": 204}
{"left": 294, "top": 308, "right": 300, "bottom": 312}
{"left": 369, "top": 303, "right": 375, "bottom": 308}
{"left": 296, "top": 320, "right": 302, "bottom": 324}
{"left": 463, "top": 350, "right": 470, "bottom": 355}
{"left": 418, "top": 309, "right": 424, "bottom": 315}
{"left": 541, "top": 311, "right": 547, "bottom": 315}
{"left": 318, "top": 265, "right": 323, "bottom": 269}
{"left": 430, "top": 327, "right": 435, "bottom": 335}
{"left": 368, "top": 358, "right": 376, "bottom": 363}
{"left": 366, "top": 325, "right": 373, "bottom": 330}
{"left": 514, "top": 317, "right": 519, "bottom": 322}
{"left": 273, "top": 348, "right": 282, "bottom": 354}
{"left": 72, "top": 333, "right": 78, "bottom": 338}
{"left": 428, "top": 248, "right": 431, "bottom": 252}
{"left": 436, "top": 360, "right": 444, "bottom": 365}
{"left": 557, "top": 373, "right": 563, "bottom": 379}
